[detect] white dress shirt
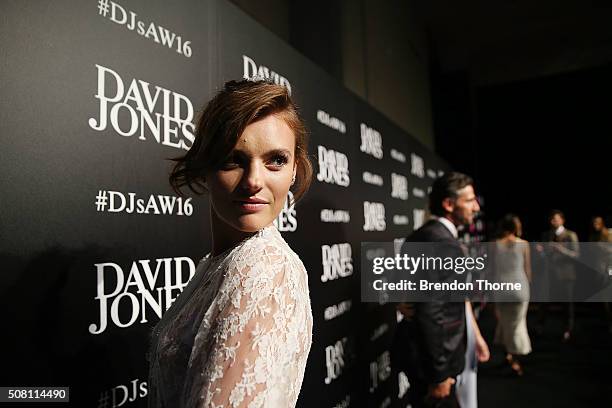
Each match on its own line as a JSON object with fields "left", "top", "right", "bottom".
{"left": 434, "top": 216, "right": 459, "bottom": 239}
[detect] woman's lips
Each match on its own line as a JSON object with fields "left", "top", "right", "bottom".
{"left": 234, "top": 199, "right": 268, "bottom": 213}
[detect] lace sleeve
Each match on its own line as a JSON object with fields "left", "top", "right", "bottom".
{"left": 194, "top": 244, "right": 311, "bottom": 408}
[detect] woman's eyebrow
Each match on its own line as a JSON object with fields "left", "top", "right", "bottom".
{"left": 263, "top": 148, "right": 293, "bottom": 158}
{"left": 229, "top": 148, "right": 293, "bottom": 159}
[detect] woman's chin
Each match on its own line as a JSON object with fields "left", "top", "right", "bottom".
{"left": 234, "top": 214, "right": 274, "bottom": 232}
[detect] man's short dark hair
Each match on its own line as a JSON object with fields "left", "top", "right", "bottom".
{"left": 549, "top": 209, "right": 565, "bottom": 220}
{"left": 429, "top": 172, "right": 474, "bottom": 217}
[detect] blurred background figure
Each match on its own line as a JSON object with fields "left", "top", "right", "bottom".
{"left": 589, "top": 216, "right": 611, "bottom": 243}
{"left": 588, "top": 216, "right": 612, "bottom": 333}
{"left": 493, "top": 214, "right": 532, "bottom": 376}
{"left": 540, "top": 210, "right": 579, "bottom": 341}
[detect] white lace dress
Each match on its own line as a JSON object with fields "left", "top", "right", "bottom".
{"left": 147, "top": 225, "right": 313, "bottom": 408}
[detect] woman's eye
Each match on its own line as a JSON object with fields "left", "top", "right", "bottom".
{"left": 268, "top": 155, "right": 288, "bottom": 168}
{"left": 220, "top": 157, "right": 239, "bottom": 170}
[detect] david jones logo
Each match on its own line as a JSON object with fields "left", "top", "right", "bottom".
{"left": 89, "top": 257, "right": 195, "bottom": 334}
{"left": 274, "top": 191, "right": 297, "bottom": 232}
{"left": 317, "top": 145, "right": 350, "bottom": 187}
{"left": 391, "top": 173, "right": 408, "bottom": 200}
{"left": 363, "top": 201, "right": 386, "bottom": 231}
{"left": 321, "top": 243, "right": 353, "bottom": 282}
{"left": 89, "top": 64, "right": 195, "bottom": 150}
{"left": 413, "top": 209, "right": 426, "bottom": 230}
{"left": 325, "top": 337, "right": 348, "bottom": 385}
{"left": 411, "top": 153, "right": 425, "bottom": 178}
{"left": 360, "top": 123, "right": 383, "bottom": 159}
{"left": 242, "top": 55, "right": 292, "bottom": 94}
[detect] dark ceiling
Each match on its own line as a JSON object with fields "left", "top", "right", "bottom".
{"left": 418, "top": 0, "right": 612, "bottom": 85}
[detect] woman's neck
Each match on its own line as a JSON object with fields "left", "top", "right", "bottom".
{"left": 209, "top": 208, "right": 254, "bottom": 257}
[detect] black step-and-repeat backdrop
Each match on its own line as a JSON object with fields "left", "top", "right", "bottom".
{"left": 1, "top": 1, "right": 449, "bottom": 407}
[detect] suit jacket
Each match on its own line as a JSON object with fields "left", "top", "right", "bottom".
{"left": 542, "top": 228, "right": 579, "bottom": 281}
{"left": 393, "top": 219, "right": 466, "bottom": 385}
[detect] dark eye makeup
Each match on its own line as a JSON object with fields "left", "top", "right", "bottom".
{"left": 268, "top": 152, "right": 289, "bottom": 168}
{"left": 219, "top": 149, "right": 291, "bottom": 171}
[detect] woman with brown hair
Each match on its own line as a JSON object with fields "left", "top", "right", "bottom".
{"left": 147, "top": 79, "right": 313, "bottom": 408}
{"left": 493, "top": 214, "right": 532, "bottom": 376}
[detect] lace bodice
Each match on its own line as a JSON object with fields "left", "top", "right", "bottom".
{"left": 148, "top": 225, "right": 313, "bottom": 408}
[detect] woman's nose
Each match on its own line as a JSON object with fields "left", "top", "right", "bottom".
{"left": 241, "top": 161, "right": 264, "bottom": 192}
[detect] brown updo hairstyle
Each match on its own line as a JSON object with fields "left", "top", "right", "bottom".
{"left": 498, "top": 213, "right": 522, "bottom": 238}
{"left": 169, "top": 79, "right": 313, "bottom": 203}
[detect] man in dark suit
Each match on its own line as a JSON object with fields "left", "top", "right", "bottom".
{"left": 393, "top": 172, "right": 489, "bottom": 407}
{"left": 539, "top": 209, "right": 579, "bottom": 341}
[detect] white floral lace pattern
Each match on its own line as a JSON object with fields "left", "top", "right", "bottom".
{"left": 148, "top": 225, "right": 312, "bottom": 408}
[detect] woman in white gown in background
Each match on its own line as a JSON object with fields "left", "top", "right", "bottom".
{"left": 147, "top": 79, "right": 314, "bottom": 408}
{"left": 493, "top": 214, "right": 532, "bottom": 376}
